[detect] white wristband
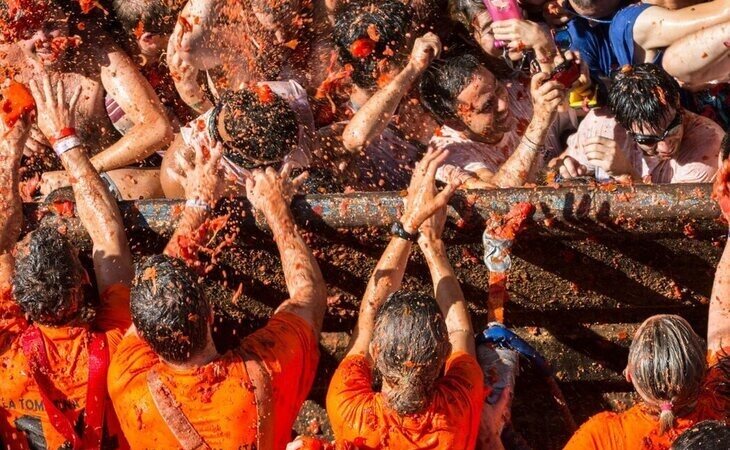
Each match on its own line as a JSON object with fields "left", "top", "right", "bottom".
{"left": 53, "top": 135, "right": 82, "bottom": 157}
{"left": 185, "top": 198, "right": 211, "bottom": 211}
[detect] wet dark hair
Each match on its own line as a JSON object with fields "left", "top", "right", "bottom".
{"left": 333, "top": 0, "right": 413, "bottom": 88}
{"left": 131, "top": 254, "right": 210, "bottom": 364}
{"left": 672, "top": 421, "right": 730, "bottom": 450}
{"left": 372, "top": 291, "right": 451, "bottom": 415}
{"left": 419, "top": 53, "right": 481, "bottom": 123}
{"left": 609, "top": 64, "right": 682, "bottom": 132}
{"left": 13, "top": 226, "right": 84, "bottom": 326}
{"left": 212, "top": 88, "right": 299, "bottom": 169}
{"left": 112, "top": 0, "right": 186, "bottom": 35}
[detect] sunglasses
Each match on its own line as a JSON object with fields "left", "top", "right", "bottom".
{"left": 628, "top": 112, "right": 682, "bottom": 147}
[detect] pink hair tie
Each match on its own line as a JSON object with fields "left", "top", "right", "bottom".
{"left": 660, "top": 402, "right": 673, "bottom": 412}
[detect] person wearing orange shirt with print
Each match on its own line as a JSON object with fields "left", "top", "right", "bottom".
{"left": 563, "top": 159, "right": 730, "bottom": 449}
{"left": 0, "top": 71, "right": 133, "bottom": 449}
{"left": 107, "top": 141, "right": 327, "bottom": 449}
{"left": 326, "top": 147, "right": 485, "bottom": 449}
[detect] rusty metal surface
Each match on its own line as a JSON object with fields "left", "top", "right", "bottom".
{"left": 26, "top": 183, "right": 718, "bottom": 238}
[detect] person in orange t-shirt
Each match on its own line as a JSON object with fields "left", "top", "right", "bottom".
{"left": 108, "top": 140, "right": 327, "bottom": 450}
{"left": 563, "top": 158, "right": 730, "bottom": 450}
{"left": 326, "top": 148, "right": 484, "bottom": 449}
{"left": 0, "top": 74, "right": 134, "bottom": 449}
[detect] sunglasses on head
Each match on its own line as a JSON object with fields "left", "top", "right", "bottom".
{"left": 628, "top": 112, "right": 682, "bottom": 147}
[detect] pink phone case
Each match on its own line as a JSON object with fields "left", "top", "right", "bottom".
{"left": 483, "top": 0, "right": 522, "bottom": 48}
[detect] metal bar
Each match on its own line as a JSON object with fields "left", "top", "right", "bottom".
{"left": 27, "top": 183, "right": 720, "bottom": 236}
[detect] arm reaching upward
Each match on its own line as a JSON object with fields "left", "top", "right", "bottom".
{"left": 490, "top": 72, "right": 564, "bottom": 188}
{"left": 246, "top": 166, "right": 327, "bottom": 334}
{"left": 342, "top": 33, "right": 441, "bottom": 153}
{"left": 418, "top": 198, "right": 475, "bottom": 356}
{"left": 345, "top": 147, "right": 460, "bottom": 356}
{"left": 709, "top": 158, "right": 730, "bottom": 354}
{"left": 164, "top": 134, "right": 225, "bottom": 259}
{"left": 0, "top": 117, "right": 30, "bottom": 287}
{"left": 29, "top": 72, "right": 133, "bottom": 292}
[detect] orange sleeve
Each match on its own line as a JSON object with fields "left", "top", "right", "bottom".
{"left": 563, "top": 412, "right": 622, "bottom": 450}
{"left": 0, "top": 287, "right": 26, "bottom": 350}
{"left": 325, "top": 354, "right": 376, "bottom": 438}
{"left": 94, "top": 284, "right": 131, "bottom": 333}
{"left": 243, "top": 312, "right": 320, "bottom": 447}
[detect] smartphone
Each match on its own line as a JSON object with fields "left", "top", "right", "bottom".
{"left": 0, "top": 82, "right": 35, "bottom": 127}
{"left": 483, "top": 0, "right": 522, "bottom": 49}
{"left": 550, "top": 59, "right": 581, "bottom": 87}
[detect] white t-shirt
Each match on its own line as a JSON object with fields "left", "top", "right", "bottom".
{"left": 564, "top": 108, "right": 723, "bottom": 183}
{"left": 430, "top": 78, "right": 575, "bottom": 183}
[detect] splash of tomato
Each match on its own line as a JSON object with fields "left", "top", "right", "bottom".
{"left": 350, "top": 37, "right": 376, "bottom": 59}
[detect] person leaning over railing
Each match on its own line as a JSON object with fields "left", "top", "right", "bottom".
{"left": 108, "top": 132, "right": 327, "bottom": 449}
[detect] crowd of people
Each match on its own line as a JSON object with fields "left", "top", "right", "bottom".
{"left": 0, "top": 0, "right": 728, "bottom": 449}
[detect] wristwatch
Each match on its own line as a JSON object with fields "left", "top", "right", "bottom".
{"left": 390, "top": 220, "right": 419, "bottom": 243}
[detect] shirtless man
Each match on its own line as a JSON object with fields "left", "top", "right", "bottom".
{"left": 0, "top": 0, "right": 173, "bottom": 199}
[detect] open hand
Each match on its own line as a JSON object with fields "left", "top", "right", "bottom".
{"left": 169, "top": 132, "right": 226, "bottom": 206}
{"left": 28, "top": 71, "right": 81, "bottom": 141}
{"left": 401, "top": 147, "right": 461, "bottom": 234}
{"left": 245, "top": 164, "right": 308, "bottom": 212}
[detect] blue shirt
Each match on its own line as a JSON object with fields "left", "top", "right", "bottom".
{"left": 609, "top": 3, "right": 663, "bottom": 67}
{"left": 566, "top": 17, "right": 616, "bottom": 80}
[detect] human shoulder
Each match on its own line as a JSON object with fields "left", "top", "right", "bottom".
{"left": 108, "top": 332, "right": 159, "bottom": 395}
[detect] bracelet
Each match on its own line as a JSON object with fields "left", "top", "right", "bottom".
{"left": 390, "top": 220, "right": 419, "bottom": 243}
{"left": 522, "top": 135, "right": 546, "bottom": 155}
{"left": 185, "top": 198, "right": 212, "bottom": 211}
{"left": 49, "top": 127, "right": 76, "bottom": 146}
{"left": 52, "top": 135, "right": 82, "bottom": 157}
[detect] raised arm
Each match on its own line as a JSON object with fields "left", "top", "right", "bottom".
{"left": 490, "top": 72, "right": 564, "bottom": 188}
{"left": 167, "top": 20, "right": 214, "bottom": 115}
{"left": 345, "top": 148, "right": 459, "bottom": 356}
{"left": 91, "top": 41, "right": 173, "bottom": 173}
{"left": 30, "top": 73, "right": 133, "bottom": 292}
{"left": 0, "top": 117, "right": 30, "bottom": 287}
{"left": 709, "top": 158, "right": 730, "bottom": 355}
{"left": 633, "top": 0, "right": 730, "bottom": 50}
{"left": 245, "top": 166, "right": 327, "bottom": 334}
{"left": 164, "top": 134, "right": 225, "bottom": 259}
{"left": 418, "top": 180, "right": 474, "bottom": 356}
{"left": 342, "top": 33, "right": 441, "bottom": 153}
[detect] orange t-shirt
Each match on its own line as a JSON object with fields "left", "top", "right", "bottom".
{"left": 108, "top": 311, "right": 319, "bottom": 450}
{"left": 563, "top": 352, "right": 729, "bottom": 450}
{"left": 0, "top": 284, "right": 132, "bottom": 450}
{"left": 326, "top": 351, "right": 485, "bottom": 450}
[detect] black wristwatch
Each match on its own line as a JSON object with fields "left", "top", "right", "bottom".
{"left": 390, "top": 220, "right": 419, "bottom": 243}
